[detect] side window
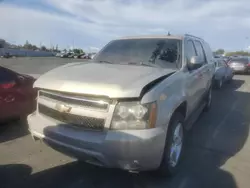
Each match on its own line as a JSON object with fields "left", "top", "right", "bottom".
{"left": 218, "top": 60, "right": 229, "bottom": 67}
{"left": 202, "top": 42, "right": 213, "bottom": 63}
{"left": 185, "top": 40, "right": 197, "bottom": 61}
{"left": 194, "top": 41, "right": 206, "bottom": 64}
{"left": 219, "top": 60, "right": 226, "bottom": 67}
{"left": 214, "top": 61, "right": 218, "bottom": 67}
{"left": 0, "top": 67, "right": 16, "bottom": 84}
{"left": 224, "top": 61, "right": 228, "bottom": 66}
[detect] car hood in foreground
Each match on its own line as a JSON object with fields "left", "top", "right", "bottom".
{"left": 34, "top": 62, "right": 176, "bottom": 98}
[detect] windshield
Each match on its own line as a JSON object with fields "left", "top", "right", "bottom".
{"left": 94, "top": 38, "right": 182, "bottom": 69}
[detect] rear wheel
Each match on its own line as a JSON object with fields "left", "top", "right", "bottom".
{"left": 156, "top": 112, "right": 185, "bottom": 176}
{"left": 227, "top": 75, "right": 233, "bottom": 83}
{"left": 216, "top": 79, "right": 223, "bottom": 89}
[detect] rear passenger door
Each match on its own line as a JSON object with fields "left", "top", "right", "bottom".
{"left": 216, "top": 60, "right": 227, "bottom": 78}
{"left": 193, "top": 40, "right": 210, "bottom": 96}
{"left": 220, "top": 60, "right": 228, "bottom": 77}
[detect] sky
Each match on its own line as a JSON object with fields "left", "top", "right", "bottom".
{"left": 0, "top": 0, "right": 250, "bottom": 52}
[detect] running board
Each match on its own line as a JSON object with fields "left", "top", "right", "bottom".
{"left": 185, "top": 102, "right": 206, "bottom": 130}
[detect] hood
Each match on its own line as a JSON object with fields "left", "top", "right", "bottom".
{"left": 34, "top": 62, "right": 175, "bottom": 98}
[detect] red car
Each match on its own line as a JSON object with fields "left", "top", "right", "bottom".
{"left": 0, "top": 66, "right": 37, "bottom": 122}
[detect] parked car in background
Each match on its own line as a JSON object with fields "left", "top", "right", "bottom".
{"left": 60, "top": 53, "right": 68, "bottom": 58}
{"left": 213, "top": 58, "right": 234, "bottom": 89}
{"left": 74, "top": 53, "right": 85, "bottom": 59}
{"left": 80, "top": 53, "right": 97, "bottom": 59}
{"left": 228, "top": 56, "right": 250, "bottom": 74}
{"left": 2, "top": 52, "right": 13, "bottom": 58}
{"left": 55, "top": 53, "right": 63, "bottom": 57}
{"left": 0, "top": 66, "right": 37, "bottom": 122}
{"left": 28, "top": 34, "right": 215, "bottom": 176}
{"left": 67, "top": 53, "right": 76, "bottom": 58}
{"left": 89, "top": 53, "right": 96, "bottom": 59}
{"left": 214, "top": 55, "right": 223, "bottom": 58}
{"left": 81, "top": 54, "right": 91, "bottom": 59}
{"left": 60, "top": 52, "right": 74, "bottom": 58}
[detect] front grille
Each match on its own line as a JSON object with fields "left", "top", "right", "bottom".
{"left": 39, "top": 90, "right": 110, "bottom": 111}
{"left": 38, "top": 104, "right": 105, "bottom": 131}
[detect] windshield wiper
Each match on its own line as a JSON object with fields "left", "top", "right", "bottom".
{"left": 98, "top": 60, "right": 113, "bottom": 64}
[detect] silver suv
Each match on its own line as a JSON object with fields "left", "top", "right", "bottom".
{"left": 28, "top": 34, "right": 215, "bottom": 175}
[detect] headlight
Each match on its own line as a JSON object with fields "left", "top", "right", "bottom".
{"left": 110, "top": 101, "right": 157, "bottom": 130}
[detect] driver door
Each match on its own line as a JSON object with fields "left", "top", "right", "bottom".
{"left": 184, "top": 40, "right": 204, "bottom": 114}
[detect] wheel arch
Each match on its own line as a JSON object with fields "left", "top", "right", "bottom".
{"left": 166, "top": 101, "right": 187, "bottom": 133}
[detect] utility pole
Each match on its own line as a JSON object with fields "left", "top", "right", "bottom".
{"left": 50, "top": 38, "right": 52, "bottom": 51}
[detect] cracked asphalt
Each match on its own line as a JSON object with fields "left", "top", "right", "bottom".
{"left": 1, "top": 57, "right": 250, "bottom": 188}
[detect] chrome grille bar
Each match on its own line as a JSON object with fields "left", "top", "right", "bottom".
{"left": 38, "top": 104, "right": 105, "bottom": 131}
{"left": 39, "top": 90, "right": 110, "bottom": 111}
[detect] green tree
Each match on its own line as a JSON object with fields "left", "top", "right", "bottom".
{"left": 40, "top": 45, "right": 47, "bottom": 51}
{"left": 225, "top": 51, "right": 250, "bottom": 56}
{"left": 31, "top": 45, "right": 38, "bottom": 50}
{"left": 23, "top": 40, "right": 33, "bottom": 49}
{"left": 72, "top": 48, "right": 85, "bottom": 54}
{"left": 214, "top": 49, "right": 225, "bottom": 55}
{"left": 73, "top": 49, "right": 80, "bottom": 54}
{"left": 79, "top": 49, "right": 84, "bottom": 54}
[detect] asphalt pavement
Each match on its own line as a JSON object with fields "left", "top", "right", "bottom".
{"left": 1, "top": 58, "right": 250, "bottom": 188}
{"left": 0, "top": 57, "right": 87, "bottom": 78}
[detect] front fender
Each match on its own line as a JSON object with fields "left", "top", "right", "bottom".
{"left": 141, "top": 72, "right": 187, "bottom": 131}
{"left": 152, "top": 93, "right": 187, "bottom": 133}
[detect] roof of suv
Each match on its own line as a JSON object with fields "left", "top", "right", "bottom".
{"left": 118, "top": 35, "right": 184, "bottom": 40}
{"left": 117, "top": 34, "right": 204, "bottom": 41}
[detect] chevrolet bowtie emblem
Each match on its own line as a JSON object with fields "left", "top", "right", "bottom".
{"left": 55, "top": 103, "right": 72, "bottom": 113}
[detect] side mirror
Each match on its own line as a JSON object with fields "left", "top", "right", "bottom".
{"left": 187, "top": 56, "right": 203, "bottom": 70}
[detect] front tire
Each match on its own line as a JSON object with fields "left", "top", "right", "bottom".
{"left": 156, "top": 112, "right": 185, "bottom": 176}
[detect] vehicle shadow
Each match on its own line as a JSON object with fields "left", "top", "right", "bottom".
{"left": 0, "top": 118, "right": 29, "bottom": 143}
{"left": 1, "top": 78, "right": 250, "bottom": 188}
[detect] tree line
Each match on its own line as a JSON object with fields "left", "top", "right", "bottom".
{"left": 8, "top": 40, "right": 85, "bottom": 54}
{"left": 214, "top": 49, "right": 250, "bottom": 56}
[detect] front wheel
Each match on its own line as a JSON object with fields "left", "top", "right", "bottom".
{"left": 156, "top": 112, "right": 185, "bottom": 176}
